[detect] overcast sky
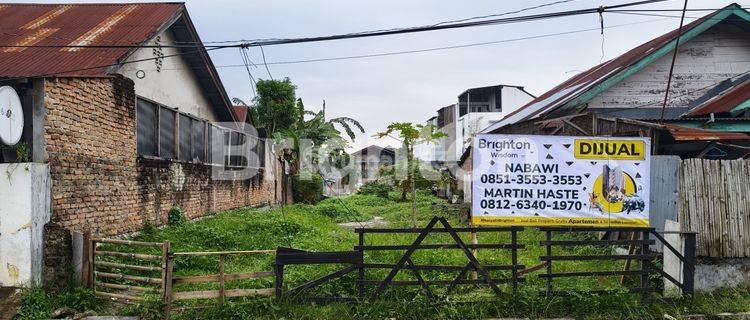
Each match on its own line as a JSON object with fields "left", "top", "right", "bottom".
{"left": 9, "top": 0, "right": 750, "bottom": 149}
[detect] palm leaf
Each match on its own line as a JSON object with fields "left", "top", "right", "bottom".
{"left": 330, "top": 117, "right": 364, "bottom": 141}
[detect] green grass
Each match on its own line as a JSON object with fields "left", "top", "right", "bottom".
{"left": 15, "top": 191, "right": 750, "bottom": 319}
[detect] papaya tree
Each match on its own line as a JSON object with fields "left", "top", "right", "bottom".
{"left": 376, "top": 123, "right": 445, "bottom": 227}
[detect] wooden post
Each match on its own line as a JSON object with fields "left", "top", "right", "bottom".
{"left": 89, "top": 238, "right": 97, "bottom": 292}
{"left": 82, "top": 230, "right": 92, "bottom": 287}
{"left": 621, "top": 232, "right": 638, "bottom": 285}
{"left": 163, "top": 253, "right": 174, "bottom": 320}
{"left": 160, "top": 241, "right": 170, "bottom": 296}
{"left": 219, "top": 254, "right": 226, "bottom": 305}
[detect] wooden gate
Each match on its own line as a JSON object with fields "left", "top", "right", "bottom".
{"left": 86, "top": 236, "right": 170, "bottom": 303}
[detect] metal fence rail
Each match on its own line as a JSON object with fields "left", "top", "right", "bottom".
{"left": 538, "top": 227, "right": 696, "bottom": 298}
{"left": 356, "top": 216, "right": 524, "bottom": 300}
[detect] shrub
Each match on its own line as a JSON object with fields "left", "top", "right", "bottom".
{"left": 357, "top": 181, "right": 392, "bottom": 198}
{"left": 168, "top": 206, "right": 185, "bottom": 226}
{"left": 293, "top": 171, "right": 324, "bottom": 204}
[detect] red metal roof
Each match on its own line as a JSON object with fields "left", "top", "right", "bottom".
{"left": 685, "top": 79, "right": 750, "bottom": 117}
{"left": 665, "top": 124, "right": 750, "bottom": 141}
{"left": 486, "top": 4, "right": 745, "bottom": 132}
{"left": 233, "top": 105, "right": 248, "bottom": 123}
{"left": 0, "top": 3, "right": 182, "bottom": 77}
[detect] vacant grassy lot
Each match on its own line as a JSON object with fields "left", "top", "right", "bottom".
{"left": 16, "top": 192, "right": 750, "bottom": 319}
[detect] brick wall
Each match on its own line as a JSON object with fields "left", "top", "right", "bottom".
{"left": 44, "top": 76, "right": 278, "bottom": 236}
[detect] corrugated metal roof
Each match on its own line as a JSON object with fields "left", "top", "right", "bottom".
{"left": 0, "top": 3, "right": 182, "bottom": 77}
{"left": 484, "top": 4, "right": 748, "bottom": 133}
{"left": 684, "top": 77, "right": 750, "bottom": 117}
{"left": 665, "top": 124, "right": 750, "bottom": 141}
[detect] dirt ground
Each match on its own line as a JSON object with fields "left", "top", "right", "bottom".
{"left": 0, "top": 287, "right": 20, "bottom": 320}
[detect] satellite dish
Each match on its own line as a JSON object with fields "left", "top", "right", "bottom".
{"left": 0, "top": 86, "right": 23, "bottom": 145}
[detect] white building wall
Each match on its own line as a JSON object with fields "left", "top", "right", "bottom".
{"left": 588, "top": 23, "right": 750, "bottom": 110}
{"left": 0, "top": 163, "right": 50, "bottom": 287}
{"left": 455, "top": 87, "right": 534, "bottom": 160}
{"left": 118, "top": 29, "right": 219, "bottom": 121}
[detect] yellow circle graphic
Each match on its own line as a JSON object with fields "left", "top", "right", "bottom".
{"left": 591, "top": 170, "right": 636, "bottom": 213}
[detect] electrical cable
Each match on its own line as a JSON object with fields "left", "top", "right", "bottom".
{"left": 242, "top": 0, "right": 667, "bottom": 47}
{"left": 258, "top": 45, "right": 274, "bottom": 80}
{"left": 659, "top": 0, "right": 689, "bottom": 123}
{"left": 239, "top": 47, "right": 257, "bottom": 97}
{"left": 150, "top": 17, "right": 667, "bottom": 70}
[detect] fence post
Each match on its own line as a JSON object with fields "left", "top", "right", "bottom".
{"left": 357, "top": 231, "right": 365, "bottom": 299}
{"left": 163, "top": 253, "right": 174, "bottom": 319}
{"left": 161, "top": 241, "right": 170, "bottom": 296}
{"left": 511, "top": 229, "right": 518, "bottom": 293}
{"left": 82, "top": 230, "right": 92, "bottom": 287}
{"left": 640, "top": 230, "right": 650, "bottom": 302}
{"left": 275, "top": 261, "right": 284, "bottom": 298}
{"left": 89, "top": 237, "right": 96, "bottom": 291}
{"left": 219, "top": 254, "right": 226, "bottom": 305}
{"left": 683, "top": 232, "right": 696, "bottom": 296}
{"left": 545, "top": 230, "right": 552, "bottom": 298}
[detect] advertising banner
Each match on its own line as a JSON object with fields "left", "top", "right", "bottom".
{"left": 471, "top": 134, "right": 650, "bottom": 227}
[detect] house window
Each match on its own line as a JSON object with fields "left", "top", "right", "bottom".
{"left": 136, "top": 99, "right": 158, "bottom": 156}
{"left": 178, "top": 114, "right": 192, "bottom": 161}
{"left": 135, "top": 96, "right": 262, "bottom": 170}
{"left": 159, "top": 107, "right": 176, "bottom": 159}
{"left": 192, "top": 119, "right": 206, "bottom": 163}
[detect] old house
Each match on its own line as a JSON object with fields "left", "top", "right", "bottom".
{"left": 350, "top": 145, "right": 395, "bottom": 188}
{"left": 0, "top": 3, "right": 281, "bottom": 287}
{"left": 477, "top": 4, "right": 750, "bottom": 290}
{"left": 483, "top": 4, "right": 750, "bottom": 159}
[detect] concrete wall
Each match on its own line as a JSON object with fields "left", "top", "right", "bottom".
{"left": 588, "top": 23, "right": 750, "bottom": 111}
{"left": 117, "top": 28, "right": 218, "bottom": 122}
{"left": 0, "top": 163, "right": 51, "bottom": 287}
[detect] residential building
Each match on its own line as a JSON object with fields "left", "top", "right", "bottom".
{"left": 483, "top": 4, "right": 750, "bottom": 159}
{"left": 0, "top": 3, "right": 281, "bottom": 286}
{"left": 350, "top": 145, "right": 395, "bottom": 187}
{"left": 455, "top": 85, "right": 535, "bottom": 160}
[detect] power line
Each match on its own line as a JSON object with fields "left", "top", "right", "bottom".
{"left": 152, "top": 17, "right": 667, "bottom": 70}
{"left": 242, "top": 0, "right": 667, "bottom": 47}
{"left": 659, "top": 0, "right": 689, "bottom": 123}
{"left": 258, "top": 45, "right": 274, "bottom": 80}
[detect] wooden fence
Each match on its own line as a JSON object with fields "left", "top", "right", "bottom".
{"left": 680, "top": 159, "right": 750, "bottom": 258}
{"left": 85, "top": 235, "right": 275, "bottom": 315}
{"left": 88, "top": 236, "right": 170, "bottom": 303}
{"left": 168, "top": 250, "right": 276, "bottom": 312}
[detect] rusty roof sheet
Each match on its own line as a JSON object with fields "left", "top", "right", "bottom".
{"left": 484, "top": 4, "right": 747, "bottom": 133}
{"left": 0, "top": 3, "right": 182, "bottom": 77}
{"left": 233, "top": 105, "right": 248, "bottom": 123}
{"left": 665, "top": 124, "right": 750, "bottom": 141}
{"left": 684, "top": 77, "right": 750, "bottom": 117}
